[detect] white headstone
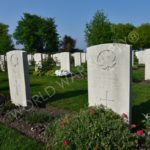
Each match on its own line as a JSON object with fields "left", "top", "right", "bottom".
{"left": 81, "top": 53, "right": 86, "bottom": 63}
{"left": 87, "top": 43, "right": 131, "bottom": 121}
{"left": 7, "top": 50, "right": 30, "bottom": 107}
{"left": 135, "top": 50, "right": 145, "bottom": 64}
{"left": 42, "top": 54, "right": 49, "bottom": 60}
{"left": 52, "top": 53, "right": 61, "bottom": 66}
{"left": 144, "top": 49, "right": 150, "bottom": 80}
{"left": 27, "top": 54, "right": 34, "bottom": 65}
{"left": 60, "top": 52, "right": 70, "bottom": 72}
{"left": 34, "top": 53, "right": 43, "bottom": 71}
{"left": 72, "top": 52, "right": 81, "bottom": 66}
{"left": 0, "top": 55, "right": 6, "bottom": 71}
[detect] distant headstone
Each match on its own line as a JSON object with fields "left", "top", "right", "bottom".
{"left": 34, "top": 53, "right": 43, "bottom": 71}
{"left": 81, "top": 53, "right": 86, "bottom": 63}
{"left": 60, "top": 52, "right": 70, "bottom": 72}
{"left": 135, "top": 50, "right": 145, "bottom": 64}
{"left": 52, "top": 53, "right": 61, "bottom": 66}
{"left": 7, "top": 50, "right": 30, "bottom": 107}
{"left": 72, "top": 52, "right": 81, "bottom": 66}
{"left": 0, "top": 55, "right": 6, "bottom": 71}
{"left": 42, "top": 54, "right": 49, "bottom": 60}
{"left": 144, "top": 49, "right": 150, "bottom": 80}
{"left": 87, "top": 43, "right": 131, "bottom": 122}
{"left": 27, "top": 54, "right": 34, "bottom": 65}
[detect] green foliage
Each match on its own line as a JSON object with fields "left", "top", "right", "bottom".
{"left": 33, "top": 56, "right": 57, "bottom": 76}
{"left": 112, "top": 23, "right": 135, "bottom": 44}
{"left": 60, "top": 35, "right": 76, "bottom": 52}
{"left": 0, "top": 23, "right": 14, "bottom": 54}
{"left": 71, "top": 63, "right": 87, "bottom": 77}
{"left": 134, "top": 23, "right": 150, "bottom": 49}
{"left": 48, "top": 106, "right": 135, "bottom": 150}
{"left": 132, "top": 67, "right": 144, "bottom": 82}
{"left": 85, "top": 10, "right": 113, "bottom": 46}
{"left": 13, "top": 13, "right": 59, "bottom": 53}
{"left": 24, "top": 111, "right": 53, "bottom": 124}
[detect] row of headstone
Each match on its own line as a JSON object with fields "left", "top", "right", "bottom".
{"left": 6, "top": 44, "right": 135, "bottom": 123}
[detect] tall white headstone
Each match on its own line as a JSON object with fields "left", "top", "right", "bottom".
{"left": 144, "top": 49, "right": 150, "bottom": 80}
{"left": 34, "top": 53, "right": 43, "bottom": 71}
{"left": 72, "top": 52, "right": 81, "bottom": 66}
{"left": 60, "top": 52, "right": 70, "bottom": 72}
{"left": 135, "top": 50, "right": 145, "bottom": 64}
{"left": 7, "top": 50, "right": 30, "bottom": 107}
{"left": 87, "top": 43, "right": 131, "bottom": 122}
{"left": 0, "top": 55, "right": 6, "bottom": 71}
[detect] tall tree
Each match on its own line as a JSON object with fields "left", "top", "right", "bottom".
{"left": 13, "top": 13, "right": 59, "bottom": 53}
{"left": 112, "top": 23, "right": 135, "bottom": 44}
{"left": 0, "top": 23, "right": 14, "bottom": 54}
{"left": 60, "top": 35, "right": 76, "bottom": 52}
{"left": 133, "top": 23, "right": 150, "bottom": 49}
{"left": 85, "top": 10, "right": 113, "bottom": 47}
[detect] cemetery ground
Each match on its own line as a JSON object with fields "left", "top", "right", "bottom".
{"left": 0, "top": 64, "right": 150, "bottom": 149}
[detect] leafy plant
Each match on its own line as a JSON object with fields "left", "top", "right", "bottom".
{"left": 48, "top": 106, "right": 136, "bottom": 150}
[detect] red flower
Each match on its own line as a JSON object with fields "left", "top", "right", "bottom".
{"left": 94, "top": 146, "right": 99, "bottom": 150}
{"left": 136, "top": 130, "right": 143, "bottom": 136}
{"left": 131, "top": 124, "right": 136, "bottom": 129}
{"left": 63, "top": 139, "right": 69, "bottom": 145}
{"left": 121, "top": 113, "right": 128, "bottom": 118}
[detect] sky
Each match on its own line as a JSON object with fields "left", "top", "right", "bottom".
{"left": 0, "top": 0, "right": 150, "bottom": 50}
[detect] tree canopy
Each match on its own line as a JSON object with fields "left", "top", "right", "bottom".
{"left": 0, "top": 23, "right": 14, "bottom": 54}
{"left": 85, "top": 10, "right": 113, "bottom": 47}
{"left": 13, "top": 13, "right": 59, "bottom": 53}
{"left": 60, "top": 35, "right": 76, "bottom": 52}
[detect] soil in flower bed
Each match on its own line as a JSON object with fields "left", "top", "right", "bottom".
{"left": 0, "top": 96, "right": 73, "bottom": 144}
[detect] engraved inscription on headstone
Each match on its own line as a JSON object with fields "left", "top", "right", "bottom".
{"left": 7, "top": 50, "right": 31, "bottom": 107}
{"left": 87, "top": 43, "right": 131, "bottom": 122}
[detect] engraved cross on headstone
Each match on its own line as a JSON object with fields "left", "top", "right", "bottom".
{"left": 100, "top": 91, "right": 114, "bottom": 107}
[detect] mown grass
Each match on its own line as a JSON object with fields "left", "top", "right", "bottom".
{"left": 0, "top": 65, "right": 150, "bottom": 147}
{"left": 0, "top": 123, "right": 45, "bottom": 150}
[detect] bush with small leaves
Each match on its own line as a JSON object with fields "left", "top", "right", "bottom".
{"left": 48, "top": 106, "right": 136, "bottom": 150}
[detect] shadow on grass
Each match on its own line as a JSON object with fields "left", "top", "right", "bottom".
{"left": 132, "top": 99, "right": 150, "bottom": 126}
{"left": 31, "top": 90, "right": 87, "bottom": 108}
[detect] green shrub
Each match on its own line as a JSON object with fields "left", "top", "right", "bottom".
{"left": 71, "top": 63, "right": 87, "bottom": 77}
{"left": 48, "top": 106, "right": 135, "bottom": 150}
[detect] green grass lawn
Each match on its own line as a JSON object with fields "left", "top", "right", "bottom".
{"left": 0, "top": 123, "right": 45, "bottom": 150}
{"left": 0, "top": 65, "right": 150, "bottom": 148}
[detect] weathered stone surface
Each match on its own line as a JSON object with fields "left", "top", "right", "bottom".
{"left": 87, "top": 43, "right": 131, "bottom": 122}
{"left": 60, "top": 52, "right": 70, "bottom": 72}
{"left": 7, "top": 50, "right": 31, "bottom": 107}
{"left": 42, "top": 54, "right": 49, "bottom": 60}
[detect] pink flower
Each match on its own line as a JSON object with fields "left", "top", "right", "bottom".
{"left": 136, "top": 130, "right": 143, "bottom": 136}
{"left": 63, "top": 139, "right": 69, "bottom": 145}
{"left": 131, "top": 124, "right": 136, "bottom": 129}
{"left": 121, "top": 113, "right": 128, "bottom": 118}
